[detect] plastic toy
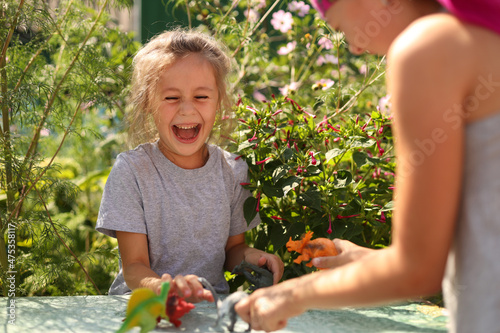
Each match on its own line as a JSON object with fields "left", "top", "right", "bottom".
{"left": 286, "top": 231, "right": 338, "bottom": 269}
{"left": 116, "top": 282, "right": 194, "bottom": 333}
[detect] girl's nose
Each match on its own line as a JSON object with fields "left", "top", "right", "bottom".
{"left": 179, "top": 100, "right": 196, "bottom": 116}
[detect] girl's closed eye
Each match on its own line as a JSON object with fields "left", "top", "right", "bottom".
{"left": 195, "top": 95, "right": 209, "bottom": 100}
{"left": 165, "top": 96, "right": 179, "bottom": 101}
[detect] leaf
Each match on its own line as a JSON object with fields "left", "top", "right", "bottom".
{"left": 334, "top": 170, "right": 353, "bottom": 188}
{"left": 297, "top": 188, "right": 322, "bottom": 211}
{"left": 343, "top": 223, "right": 364, "bottom": 240}
{"left": 285, "top": 222, "right": 306, "bottom": 244}
{"left": 263, "top": 181, "right": 284, "bottom": 198}
{"left": 237, "top": 140, "right": 256, "bottom": 152}
{"left": 269, "top": 224, "right": 289, "bottom": 253}
{"left": 279, "top": 176, "right": 301, "bottom": 196}
{"left": 325, "top": 148, "right": 345, "bottom": 163}
{"left": 243, "top": 197, "right": 258, "bottom": 226}
{"left": 349, "top": 136, "right": 376, "bottom": 148}
{"left": 305, "top": 165, "right": 321, "bottom": 176}
{"left": 353, "top": 151, "right": 369, "bottom": 167}
{"left": 381, "top": 201, "right": 394, "bottom": 211}
{"left": 329, "top": 220, "right": 348, "bottom": 239}
{"left": 342, "top": 198, "right": 362, "bottom": 215}
{"left": 272, "top": 165, "right": 291, "bottom": 184}
{"left": 371, "top": 110, "right": 382, "bottom": 119}
{"left": 283, "top": 148, "right": 294, "bottom": 162}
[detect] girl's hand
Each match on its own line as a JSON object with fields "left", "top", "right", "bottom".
{"left": 311, "top": 239, "right": 374, "bottom": 269}
{"left": 154, "top": 274, "right": 213, "bottom": 303}
{"left": 245, "top": 250, "right": 285, "bottom": 284}
{"left": 235, "top": 280, "right": 306, "bottom": 332}
{"left": 169, "top": 274, "right": 214, "bottom": 303}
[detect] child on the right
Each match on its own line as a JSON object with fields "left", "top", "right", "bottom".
{"left": 235, "top": 1, "right": 500, "bottom": 332}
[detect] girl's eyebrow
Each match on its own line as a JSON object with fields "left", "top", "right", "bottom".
{"left": 161, "top": 86, "right": 215, "bottom": 93}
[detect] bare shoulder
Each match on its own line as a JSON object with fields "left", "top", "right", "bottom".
{"left": 386, "top": 14, "right": 484, "bottom": 109}
{"left": 388, "top": 13, "right": 500, "bottom": 122}
{"left": 389, "top": 13, "right": 475, "bottom": 74}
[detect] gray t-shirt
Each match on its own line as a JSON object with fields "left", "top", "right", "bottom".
{"left": 96, "top": 142, "right": 260, "bottom": 295}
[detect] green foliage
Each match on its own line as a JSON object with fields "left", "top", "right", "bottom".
{"left": 231, "top": 99, "right": 394, "bottom": 279}
{"left": 0, "top": 0, "right": 139, "bottom": 295}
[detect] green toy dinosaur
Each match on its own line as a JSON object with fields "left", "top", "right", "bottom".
{"left": 116, "top": 282, "right": 171, "bottom": 333}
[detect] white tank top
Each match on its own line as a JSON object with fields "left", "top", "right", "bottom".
{"left": 442, "top": 111, "right": 500, "bottom": 333}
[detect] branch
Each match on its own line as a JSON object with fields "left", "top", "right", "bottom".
{"left": 12, "top": 0, "right": 76, "bottom": 94}
{"left": 327, "top": 57, "right": 386, "bottom": 120}
{"left": 0, "top": 0, "right": 25, "bottom": 62}
{"left": 23, "top": 0, "right": 110, "bottom": 166}
{"left": 31, "top": 178, "right": 101, "bottom": 295}
{"left": 8, "top": 96, "right": 83, "bottom": 224}
{"left": 231, "top": 0, "right": 282, "bottom": 58}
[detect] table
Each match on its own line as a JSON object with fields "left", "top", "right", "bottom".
{"left": 1, "top": 296, "right": 448, "bottom": 332}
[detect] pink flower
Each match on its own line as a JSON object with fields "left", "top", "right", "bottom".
{"left": 256, "top": 157, "right": 272, "bottom": 165}
{"left": 244, "top": 8, "right": 260, "bottom": 23}
{"left": 378, "top": 95, "right": 392, "bottom": 115}
{"left": 359, "top": 64, "right": 368, "bottom": 75}
{"left": 315, "top": 78, "right": 335, "bottom": 90}
{"left": 248, "top": 131, "right": 258, "bottom": 142}
{"left": 376, "top": 211, "right": 387, "bottom": 223}
{"left": 271, "top": 10, "right": 293, "bottom": 33}
{"left": 279, "top": 82, "right": 299, "bottom": 96}
{"left": 253, "top": 90, "right": 267, "bottom": 102}
{"left": 318, "top": 37, "right": 334, "bottom": 50}
{"left": 246, "top": 106, "right": 258, "bottom": 114}
{"left": 336, "top": 214, "right": 360, "bottom": 219}
{"left": 309, "top": 151, "right": 317, "bottom": 165}
{"left": 316, "top": 54, "right": 339, "bottom": 66}
{"left": 277, "top": 41, "right": 297, "bottom": 55}
{"left": 254, "top": 0, "right": 266, "bottom": 9}
{"left": 288, "top": 1, "right": 310, "bottom": 17}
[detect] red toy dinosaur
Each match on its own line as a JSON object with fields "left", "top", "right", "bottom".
{"left": 165, "top": 293, "right": 195, "bottom": 327}
{"left": 286, "top": 231, "right": 338, "bottom": 269}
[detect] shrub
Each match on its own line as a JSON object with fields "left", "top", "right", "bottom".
{"left": 0, "top": 0, "right": 139, "bottom": 296}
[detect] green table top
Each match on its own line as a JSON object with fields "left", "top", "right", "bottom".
{"left": 1, "top": 295, "right": 448, "bottom": 332}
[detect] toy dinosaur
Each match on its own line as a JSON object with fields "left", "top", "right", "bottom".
{"left": 116, "top": 282, "right": 194, "bottom": 333}
{"left": 198, "top": 277, "right": 251, "bottom": 332}
{"left": 232, "top": 260, "right": 273, "bottom": 291}
{"left": 286, "top": 231, "right": 338, "bottom": 270}
{"left": 166, "top": 292, "right": 195, "bottom": 327}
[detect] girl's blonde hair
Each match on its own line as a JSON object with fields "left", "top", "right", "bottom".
{"left": 127, "top": 28, "right": 233, "bottom": 148}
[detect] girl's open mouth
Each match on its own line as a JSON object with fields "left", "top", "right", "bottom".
{"left": 172, "top": 124, "right": 201, "bottom": 142}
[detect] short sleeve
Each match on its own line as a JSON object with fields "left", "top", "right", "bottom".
{"left": 96, "top": 154, "right": 148, "bottom": 238}
{"left": 227, "top": 156, "right": 261, "bottom": 236}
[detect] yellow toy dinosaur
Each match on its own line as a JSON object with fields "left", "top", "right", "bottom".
{"left": 116, "top": 282, "right": 171, "bottom": 333}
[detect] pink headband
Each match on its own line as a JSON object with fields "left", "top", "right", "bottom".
{"left": 309, "top": 0, "right": 334, "bottom": 19}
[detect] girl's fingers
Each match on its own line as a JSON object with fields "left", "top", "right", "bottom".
{"left": 171, "top": 275, "right": 214, "bottom": 303}
{"left": 312, "top": 239, "right": 375, "bottom": 269}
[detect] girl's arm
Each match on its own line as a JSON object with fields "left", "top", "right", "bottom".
{"left": 117, "top": 231, "right": 213, "bottom": 302}
{"left": 116, "top": 231, "right": 165, "bottom": 292}
{"left": 224, "top": 233, "right": 284, "bottom": 284}
{"left": 236, "top": 16, "right": 472, "bottom": 332}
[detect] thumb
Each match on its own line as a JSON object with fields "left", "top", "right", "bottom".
{"left": 311, "top": 256, "right": 342, "bottom": 269}
{"left": 257, "top": 256, "right": 267, "bottom": 267}
{"left": 234, "top": 296, "right": 251, "bottom": 322}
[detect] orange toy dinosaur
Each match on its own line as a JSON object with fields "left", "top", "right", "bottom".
{"left": 286, "top": 231, "right": 338, "bottom": 269}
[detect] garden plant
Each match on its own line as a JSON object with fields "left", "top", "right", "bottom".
{"left": 0, "top": 0, "right": 394, "bottom": 296}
